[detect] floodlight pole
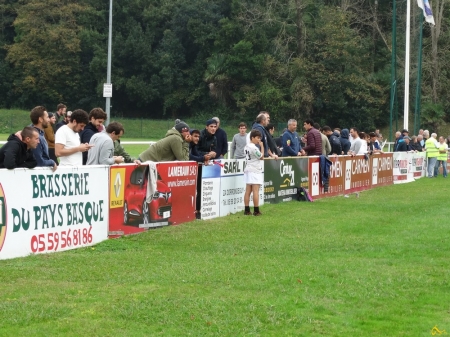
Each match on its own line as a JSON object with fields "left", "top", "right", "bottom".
{"left": 105, "top": 0, "right": 113, "bottom": 126}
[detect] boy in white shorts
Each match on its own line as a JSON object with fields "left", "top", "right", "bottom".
{"left": 244, "top": 130, "right": 264, "bottom": 216}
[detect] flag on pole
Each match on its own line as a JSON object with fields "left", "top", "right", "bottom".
{"left": 417, "top": 0, "right": 435, "bottom": 25}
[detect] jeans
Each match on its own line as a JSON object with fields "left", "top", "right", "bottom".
{"left": 434, "top": 160, "right": 448, "bottom": 177}
{"left": 427, "top": 157, "right": 437, "bottom": 177}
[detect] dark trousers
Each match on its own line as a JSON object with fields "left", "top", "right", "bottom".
{"left": 49, "top": 148, "right": 59, "bottom": 165}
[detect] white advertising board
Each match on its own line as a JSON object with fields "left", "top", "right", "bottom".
{"left": 0, "top": 166, "right": 109, "bottom": 260}
{"left": 219, "top": 159, "right": 263, "bottom": 216}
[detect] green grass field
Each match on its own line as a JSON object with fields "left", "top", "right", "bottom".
{"left": 1, "top": 178, "right": 449, "bottom": 336}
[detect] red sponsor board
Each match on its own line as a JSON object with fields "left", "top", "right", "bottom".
{"left": 309, "top": 156, "right": 345, "bottom": 199}
{"left": 156, "top": 162, "right": 197, "bottom": 225}
{"left": 344, "top": 155, "right": 372, "bottom": 193}
{"left": 108, "top": 162, "right": 197, "bottom": 237}
{"left": 371, "top": 153, "right": 394, "bottom": 187}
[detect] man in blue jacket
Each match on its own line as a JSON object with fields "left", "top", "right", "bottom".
{"left": 281, "top": 119, "right": 302, "bottom": 157}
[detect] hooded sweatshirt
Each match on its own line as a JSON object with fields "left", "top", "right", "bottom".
{"left": 139, "top": 128, "right": 189, "bottom": 162}
{"left": 339, "top": 129, "right": 351, "bottom": 154}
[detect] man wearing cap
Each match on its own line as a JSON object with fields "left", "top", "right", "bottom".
{"left": 198, "top": 119, "right": 217, "bottom": 159}
{"left": 396, "top": 135, "right": 413, "bottom": 152}
{"left": 139, "top": 120, "right": 192, "bottom": 162}
{"left": 211, "top": 117, "right": 228, "bottom": 158}
{"left": 395, "top": 129, "right": 409, "bottom": 151}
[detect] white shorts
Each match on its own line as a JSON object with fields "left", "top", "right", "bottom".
{"left": 244, "top": 171, "right": 263, "bottom": 185}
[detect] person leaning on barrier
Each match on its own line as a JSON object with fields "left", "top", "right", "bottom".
{"left": 265, "top": 123, "right": 282, "bottom": 157}
{"left": 281, "top": 119, "right": 302, "bottom": 157}
{"left": 29, "top": 106, "right": 57, "bottom": 171}
{"left": 114, "top": 139, "right": 140, "bottom": 164}
{"left": 198, "top": 119, "right": 218, "bottom": 159}
{"left": 189, "top": 128, "right": 211, "bottom": 163}
{"left": 396, "top": 135, "right": 413, "bottom": 152}
{"left": 322, "top": 126, "right": 342, "bottom": 155}
{"left": 339, "top": 129, "right": 351, "bottom": 155}
{"left": 347, "top": 127, "right": 364, "bottom": 156}
{"left": 139, "top": 120, "right": 192, "bottom": 162}
{"left": 80, "top": 108, "right": 107, "bottom": 165}
{"left": 86, "top": 122, "right": 126, "bottom": 165}
{"left": 410, "top": 136, "right": 423, "bottom": 152}
{"left": 0, "top": 126, "right": 39, "bottom": 169}
{"left": 368, "top": 132, "right": 382, "bottom": 154}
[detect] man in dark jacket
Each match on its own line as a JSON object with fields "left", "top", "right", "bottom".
{"left": 198, "top": 119, "right": 218, "bottom": 158}
{"left": 0, "top": 126, "right": 39, "bottom": 169}
{"left": 339, "top": 129, "right": 351, "bottom": 155}
{"left": 211, "top": 117, "right": 228, "bottom": 158}
{"left": 79, "top": 108, "right": 107, "bottom": 164}
{"left": 301, "top": 119, "right": 322, "bottom": 156}
{"left": 322, "top": 126, "right": 342, "bottom": 155}
{"left": 189, "top": 129, "right": 210, "bottom": 162}
{"left": 396, "top": 135, "right": 413, "bottom": 152}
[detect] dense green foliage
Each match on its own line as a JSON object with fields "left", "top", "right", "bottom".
{"left": 1, "top": 0, "right": 449, "bottom": 130}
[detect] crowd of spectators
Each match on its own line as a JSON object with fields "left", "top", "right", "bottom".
{"left": 1, "top": 107, "right": 449, "bottom": 180}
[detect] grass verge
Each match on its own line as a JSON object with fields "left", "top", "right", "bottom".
{"left": 1, "top": 178, "right": 449, "bottom": 336}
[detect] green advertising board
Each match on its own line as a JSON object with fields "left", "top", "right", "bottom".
{"left": 263, "top": 158, "right": 309, "bottom": 204}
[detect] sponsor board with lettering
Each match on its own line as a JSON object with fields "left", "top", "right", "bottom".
{"left": 393, "top": 152, "right": 414, "bottom": 183}
{"left": 371, "top": 153, "right": 394, "bottom": 187}
{"left": 109, "top": 162, "right": 197, "bottom": 237}
{"left": 201, "top": 163, "right": 221, "bottom": 220}
{"left": 0, "top": 167, "right": 108, "bottom": 260}
{"left": 156, "top": 161, "right": 197, "bottom": 225}
{"left": 344, "top": 155, "right": 372, "bottom": 193}
{"left": 309, "top": 156, "right": 345, "bottom": 198}
{"left": 263, "top": 157, "right": 308, "bottom": 204}
{"left": 410, "top": 152, "right": 426, "bottom": 179}
{"left": 219, "top": 159, "right": 263, "bottom": 216}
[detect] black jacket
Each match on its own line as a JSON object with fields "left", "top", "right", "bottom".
{"left": 328, "top": 131, "right": 342, "bottom": 155}
{"left": 198, "top": 129, "right": 217, "bottom": 155}
{"left": 0, "top": 134, "right": 37, "bottom": 169}
{"left": 189, "top": 143, "right": 205, "bottom": 162}
{"left": 339, "top": 129, "right": 351, "bottom": 155}
{"left": 80, "top": 123, "right": 100, "bottom": 164}
{"left": 214, "top": 128, "right": 228, "bottom": 157}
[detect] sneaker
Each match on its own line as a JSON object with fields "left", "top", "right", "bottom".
{"left": 253, "top": 211, "right": 262, "bottom": 216}
{"left": 244, "top": 211, "right": 252, "bottom": 216}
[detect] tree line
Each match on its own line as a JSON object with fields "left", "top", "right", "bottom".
{"left": 0, "top": 0, "right": 449, "bottom": 132}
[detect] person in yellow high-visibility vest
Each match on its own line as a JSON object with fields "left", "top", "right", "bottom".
{"left": 425, "top": 131, "right": 439, "bottom": 178}
{"left": 435, "top": 136, "right": 448, "bottom": 178}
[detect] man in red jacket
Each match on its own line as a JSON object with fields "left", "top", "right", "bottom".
{"left": 301, "top": 119, "right": 322, "bottom": 156}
